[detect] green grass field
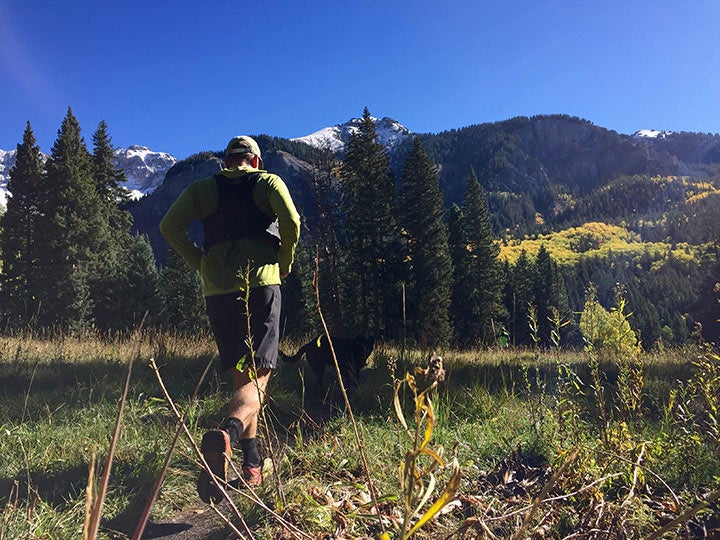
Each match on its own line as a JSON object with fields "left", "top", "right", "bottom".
{"left": 0, "top": 332, "right": 718, "bottom": 539}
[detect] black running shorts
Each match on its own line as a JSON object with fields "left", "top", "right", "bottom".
{"left": 205, "top": 285, "right": 281, "bottom": 372}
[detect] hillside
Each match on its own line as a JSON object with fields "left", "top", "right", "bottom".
{"left": 127, "top": 114, "right": 720, "bottom": 260}
{"left": 389, "top": 116, "right": 720, "bottom": 232}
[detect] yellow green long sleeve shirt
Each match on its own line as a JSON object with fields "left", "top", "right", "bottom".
{"left": 159, "top": 166, "right": 301, "bottom": 296}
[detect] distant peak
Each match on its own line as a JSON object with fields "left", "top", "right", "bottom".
{"left": 292, "top": 116, "right": 411, "bottom": 153}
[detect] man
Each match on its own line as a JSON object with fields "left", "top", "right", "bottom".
{"left": 160, "top": 136, "right": 300, "bottom": 502}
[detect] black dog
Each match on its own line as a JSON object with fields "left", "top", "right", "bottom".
{"left": 282, "top": 335, "right": 374, "bottom": 390}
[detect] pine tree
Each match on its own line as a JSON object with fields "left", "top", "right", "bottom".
{"left": 92, "top": 120, "right": 130, "bottom": 206}
{"left": 0, "top": 122, "right": 45, "bottom": 327}
{"left": 89, "top": 120, "right": 135, "bottom": 329}
{"left": 280, "top": 239, "right": 317, "bottom": 338}
{"left": 447, "top": 203, "right": 468, "bottom": 344}
{"left": 397, "top": 137, "right": 452, "bottom": 347}
{"left": 158, "top": 249, "right": 208, "bottom": 334}
{"left": 32, "top": 108, "right": 108, "bottom": 330}
{"left": 112, "top": 234, "right": 161, "bottom": 331}
{"left": 506, "top": 248, "right": 533, "bottom": 345}
{"left": 455, "top": 168, "right": 504, "bottom": 346}
{"left": 339, "top": 108, "right": 402, "bottom": 338}
{"left": 308, "top": 146, "right": 345, "bottom": 334}
{"left": 532, "top": 244, "right": 559, "bottom": 344}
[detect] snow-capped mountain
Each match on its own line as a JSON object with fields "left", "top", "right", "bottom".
{"left": 0, "top": 145, "right": 176, "bottom": 207}
{"left": 292, "top": 116, "right": 411, "bottom": 153}
{"left": 113, "top": 145, "right": 177, "bottom": 200}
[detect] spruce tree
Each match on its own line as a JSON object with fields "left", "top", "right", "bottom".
{"left": 32, "top": 108, "right": 108, "bottom": 330}
{"left": 447, "top": 203, "right": 469, "bottom": 344}
{"left": 397, "top": 137, "right": 452, "bottom": 347}
{"left": 112, "top": 234, "right": 161, "bottom": 331}
{"left": 339, "top": 108, "right": 401, "bottom": 338}
{"left": 532, "top": 244, "right": 561, "bottom": 345}
{"left": 280, "top": 239, "right": 317, "bottom": 338}
{"left": 158, "top": 249, "right": 208, "bottom": 334}
{"left": 455, "top": 168, "right": 504, "bottom": 346}
{"left": 0, "top": 122, "right": 45, "bottom": 327}
{"left": 89, "top": 120, "right": 135, "bottom": 329}
{"left": 506, "top": 248, "right": 533, "bottom": 345}
{"left": 308, "top": 147, "right": 345, "bottom": 334}
{"left": 92, "top": 120, "right": 130, "bottom": 206}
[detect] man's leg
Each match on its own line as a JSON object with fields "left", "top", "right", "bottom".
{"left": 198, "top": 293, "right": 239, "bottom": 503}
{"left": 223, "top": 285, "right": 280, "bottom": 485}
{"left": 227, "top": 366, "right": 272, "bottom": 438}
{"left": 200, "top": 287, "right": 279, "bottom": 498}
{"left": 224, "top": 367, "right": 271, "bottom": 485}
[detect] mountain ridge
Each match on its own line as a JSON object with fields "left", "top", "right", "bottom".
{"left": 0, "top": 116, "right": 409, "bottom": 206}
{"left": 291, "top": 116, "right": 411, "bottom": 153}
{"left": 3, "top": 115, "right": 719, "bottom": 235}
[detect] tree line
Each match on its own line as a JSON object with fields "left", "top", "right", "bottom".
{"left": 284, "top": 109, "right": 719, "bottom": 348}
{"left": 0, "top": 109, "right": 207, "bottom": 334}
{"left": 1, "top": 107, "right": 717, "bottom": 347}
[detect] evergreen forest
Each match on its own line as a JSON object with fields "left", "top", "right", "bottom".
{"left": 1, "top": 107, "right": 719, "bottom": 350}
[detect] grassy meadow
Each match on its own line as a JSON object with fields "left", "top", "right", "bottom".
{"left": 0, "top": 331, "right": 718, "bottom": 539}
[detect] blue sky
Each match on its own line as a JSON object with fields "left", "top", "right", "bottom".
{"left": 2, "top": 1, "right": 719, "bottom": 159}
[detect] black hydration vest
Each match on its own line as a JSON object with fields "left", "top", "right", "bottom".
{"left": 202, "top": 173, "right": 281, "bottom": 252}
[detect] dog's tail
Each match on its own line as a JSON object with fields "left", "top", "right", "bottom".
{"left": 281, "top": 336, "right": 322, "bottom": 364}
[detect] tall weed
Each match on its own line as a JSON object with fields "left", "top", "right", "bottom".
{"left": 391, "top": 356, "right": 460, "bottom": 540}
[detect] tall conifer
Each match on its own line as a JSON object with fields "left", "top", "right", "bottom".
{"left": 33, "top": 108, "right": 105, "bottom": 329}
{"left": 532, "top": 244, "right": 568, "bottom": 345}
{"left": 308, "top": 147, "right": 345, "bottom": 334}
{"left": 533, "top": 244, "right": 554, "bottom": 297}
{"left": 0, "top": 122, "right": 45, "bottom": 326}
{"left": 112, "top": 234, "right": 161, "bottom": 331}
{"left": 90, "top": 120, "right": 135, "bottom": 329}
{"left": 455, "top": 168, "right": 504, "bottom": 345}
{"left": 447, "top": 203, "right": 469, "bottom": 343}
{"left": 281, "top": 239, "right": 317, "bottom": 338}
{"left": 92, "top": 120, "right": 130, "bottom": 206}
{"left": 506, "top": 248, "right": 533, "bottom": 345}
{"left": 397, "top": 137, "right": 452, "bottom": 347}
{"left": 339, "top": 108, "right": 401, "bottom": 338}
{"left": 158, "top": 249, "right": 208, "bottom": 334}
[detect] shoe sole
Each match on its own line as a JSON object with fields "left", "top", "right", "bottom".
{"left": 197, "top": 430, "right": 231, "bottom": 503}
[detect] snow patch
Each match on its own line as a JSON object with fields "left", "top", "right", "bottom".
{"left": 0, "top": 149, "right": 17, "bottom": 209}
{"left": 633, "top": 129, "right": 673, "bottom": 139}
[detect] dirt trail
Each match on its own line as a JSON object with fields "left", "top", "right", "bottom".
{"left": 136, "top": 399, "right": 338, "bottom": 539}
{"left": 140, "top": 505, "right": 230, "bottom": 539}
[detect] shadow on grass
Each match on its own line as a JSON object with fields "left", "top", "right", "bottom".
{"left": 273, "top": 348, "right": 702, "bottom": 433}
{"left": 0, "top": 352, "right": 218, "bottom": 424}
{"left": 0, "top": 456, "right": 163, "bottom": 536}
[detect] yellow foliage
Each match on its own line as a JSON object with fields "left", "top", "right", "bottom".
{"left": 498, "top": 221, "right": 705, "bottom": 267}
{"left": 686, "top": 190, "right": 715, "bottom": 204}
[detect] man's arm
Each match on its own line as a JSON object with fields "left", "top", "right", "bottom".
{"left": 266, "top": 176, "right": 300, "bottom": 277}
{"left": 159, "top": 184, "right": 204, "bottom": 271}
